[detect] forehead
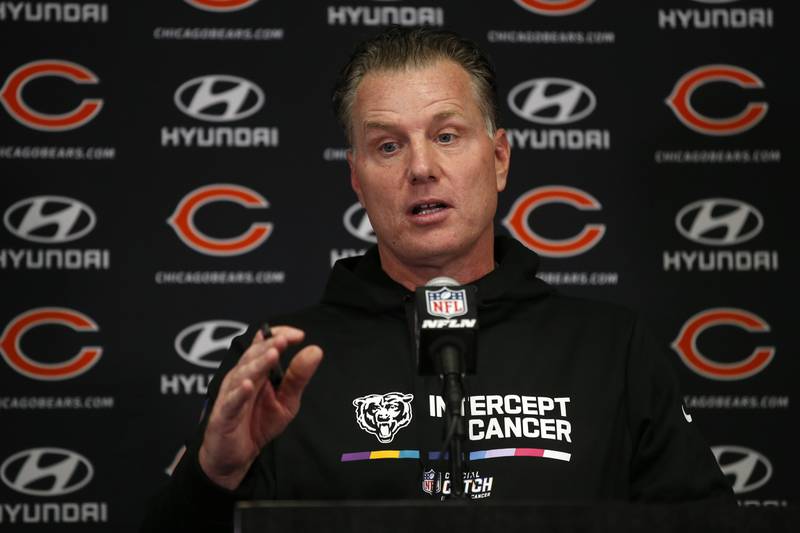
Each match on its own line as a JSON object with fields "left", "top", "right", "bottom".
{"left": 351, "top": 60, "right": 481, "bottom": 126}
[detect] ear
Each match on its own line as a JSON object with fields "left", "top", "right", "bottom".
{"left": 347, "top": 149, "right": 365, "bottom": 205}
{"left": 403, "top": 394, "right": 414, "bottom": 402}
{"left": 353, "top": 398, "right": 364, "bottom": 408}
{"left": 493, "top": 128, "right": 510, "bottom": 192}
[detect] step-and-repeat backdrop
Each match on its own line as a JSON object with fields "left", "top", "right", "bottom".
{"left": 0, "top": 1, "right": 793, "bottom": 530}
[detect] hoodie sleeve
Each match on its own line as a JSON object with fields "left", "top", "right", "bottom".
{"left": 625, "top": 316, "right": 733, "bottom": 502}
{"left": 139, "top": 326, "right": 276, "bottom": 533}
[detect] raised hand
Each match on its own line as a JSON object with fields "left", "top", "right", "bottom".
{"left": 198, "top": 326, "right": 323, "bottom": 490}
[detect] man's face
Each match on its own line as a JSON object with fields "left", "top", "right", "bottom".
{"left": 347, "top": 60, "right": 510, "bottom": 272}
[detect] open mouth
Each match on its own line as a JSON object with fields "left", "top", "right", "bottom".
{"left": 411, "top": 202, "right": 449, "bottom": 216}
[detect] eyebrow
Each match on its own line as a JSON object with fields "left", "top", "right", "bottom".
{"left": 363, "top": 111, "right": 466, "bottom": 133}
{"left": 363, "top": 121, "right": 394, "bottom": 132}
{"left": 432, "top": 110, "right": 462, "bottom": 122}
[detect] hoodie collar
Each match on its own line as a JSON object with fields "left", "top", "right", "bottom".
{"left": 321, "top": 236, "right": 554, "bottom": 318}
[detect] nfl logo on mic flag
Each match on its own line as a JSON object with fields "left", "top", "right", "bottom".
{"left": 426, "top": 287, "right": 467, "bottom": 319}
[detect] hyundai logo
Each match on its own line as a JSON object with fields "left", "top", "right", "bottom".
{"left": 1, "top": 447, "right": 93, "bottom": 497}
{"left": 676, "top": 198, "right": 763, "bottom": 246}
{"left": 508, "top": 78, "right": 596, "bottom": 125}
{"left": 3, "top": 195, "right": 96, "bottom": 244}
{"left": 712, "top": 445, "right": 772, "bottom": 494}
{"left": 175, "top": 320, "right": 248, "bottom": 368}
{"left": 174, "top": 75, "right": 265, "bottom": 122}
{"left": 343, "top": 202, "right": 376, "bottom": 243}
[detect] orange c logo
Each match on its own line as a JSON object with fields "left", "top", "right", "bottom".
{"left": 0, "top": 308, "right": 102, "bottom": 381}
{"left": 184, "top": 0, "right": 259, "bottom": 12}
{"left": 672, "top": 308, "right": 775, "bottom": 381}
{"left": 503, "top": 185, "right": 605, "bottom": 257}
{"left": 514, "top": 0, "right": 595, "bottom": 16}
{"left": 168, "top": 183, "right": 273, "bottom": 256}
{"left": 666, "top": 64, "right": 767, "bottom": 136}
{"left": 0, "top": 60, "right": 102, "bottom": 132}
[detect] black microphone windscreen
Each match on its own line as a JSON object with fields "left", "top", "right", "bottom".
{"left": 413, "top": 278, "right": 478, "bottom": 376}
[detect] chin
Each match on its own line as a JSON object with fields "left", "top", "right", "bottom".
{"left": 398, "top": 237, "right": 470, "bottom": 263}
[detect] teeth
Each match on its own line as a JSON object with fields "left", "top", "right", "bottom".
{"left": 413, "top": 203, "right": 446, "bottom": 215}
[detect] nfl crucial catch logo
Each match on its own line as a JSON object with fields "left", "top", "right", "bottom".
{"left": 421, "top": 469, "right": 495, "bottom": 499}
{"left": 422, "top": 469, "right": 442, "bottom": 495}
{"left": 426, "top": 287, "right": 467, "bottom": 319}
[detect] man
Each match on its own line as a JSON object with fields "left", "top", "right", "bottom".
{"left": 142, "top": 27, "right": 731, "bottom": 532}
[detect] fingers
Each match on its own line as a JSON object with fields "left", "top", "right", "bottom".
{"left": 275, "top": 345, "right": 324, "bottom": 411}
{"left": 251, "top": 327, "right": 264, "bottom": 345}
{"left": 239, "top": 326, "right": 306, "bottom": 368}
{"left": 217, "top": 348, "right": 278, "bottom": 422}
{"left": 236, "top": 339, "right": 276, "bottom": 371}
{"left": 250, "top": 324, "right": 305, "bottom": 345}
{"left": 233, "top": 346, "right": 279, "bottom": 391}
{"left": 211, "top": 326, "right": 320, "bottom": 433}
{"left": 268, "top": 325, "right": 306, "bottom": 341}
{"left": 253, "top": 325, "right": 305, "bottom": 345}
{"left": 215, "top": 325, "right": 306, "bottom": 419}
{"left": 219, "top": 377, "right": 253, "bottom": 421}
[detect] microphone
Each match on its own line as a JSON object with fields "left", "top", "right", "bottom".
{"left": 414, "top": 276, "right": 478, "bottom": 499}
{"left": 414, "top": 276, "right": 478, "bottom": 377}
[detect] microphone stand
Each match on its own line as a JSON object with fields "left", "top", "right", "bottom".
{"left": 439, "top": 343, "right": 467, "bottom": 499}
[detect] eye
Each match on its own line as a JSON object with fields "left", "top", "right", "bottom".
{"left": 379, "top": 142, "right": 399, "bottom": 154}
{"left": 437, "top": 133, "right": 456, "bottom": 144}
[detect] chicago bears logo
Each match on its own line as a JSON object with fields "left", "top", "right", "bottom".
{"left": 353, "top": 392, "right": 414, "bottom": 443}
{"left": 1, "top": 60, "right": 103, "bottom": 131}
{"left": 666, "top": 64, "right": 767, "bottom": 136}
{"left": 184, "top": 0, "right": 259, "bottom": 12}
{"left": 672, "top": 307, "right": 774, "bottom": 381}
{"left": 0, "top": 307, "right": 102, "bottom": 381}
{"left": 502, "top": 185, "right": 605, "bottom": 257}
{"left": 514, "top": 0, "right": 595, "bottom": 16}
{"left": 167, "top": 183, "right": 273, "bottom": 256}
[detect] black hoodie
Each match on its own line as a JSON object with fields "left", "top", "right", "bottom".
{"left": 141, "top": 237, "right": 731, "bottom": 532}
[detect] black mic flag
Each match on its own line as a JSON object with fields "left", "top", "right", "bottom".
{"left": 414, "top": 276, "right": 478, "bottom": 377}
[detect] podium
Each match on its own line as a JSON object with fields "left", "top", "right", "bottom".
{"left": 235, "top": 500, "right": 796, "bottom": 533}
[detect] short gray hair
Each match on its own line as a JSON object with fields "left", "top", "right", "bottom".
{"left": 332, "top": 27, "right": 498, "bottom": 145}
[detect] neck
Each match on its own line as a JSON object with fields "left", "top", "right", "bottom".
{"left": 377, "top": 237, "right": 496, "bottom": 290}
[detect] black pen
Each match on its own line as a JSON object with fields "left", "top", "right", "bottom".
{"left": 260, "top": 323, "right": 284, "bottom": 388}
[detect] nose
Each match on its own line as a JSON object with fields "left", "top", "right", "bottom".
{"left": 408, "top": 138, "right": 437, "bottom": 184}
